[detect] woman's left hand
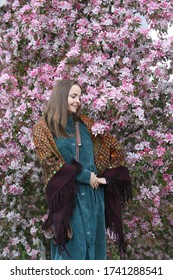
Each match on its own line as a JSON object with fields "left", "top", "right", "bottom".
{"left": 97, "top": 177, "right": 107, "bottom": 185}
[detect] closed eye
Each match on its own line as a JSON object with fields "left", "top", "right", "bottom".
{"left": 71, "top": 94, "right": 81, "bottom": 100}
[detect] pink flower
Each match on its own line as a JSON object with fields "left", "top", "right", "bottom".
{"left": 92, "top": 96, "right": 107, "bottom": 111}
{"left": 12, "top": 1, "right": 20, "bottom": 10}
{"left": 30, "top": 249, "right": 38, "bottom": 260}
{"left": 9, "top": 159, "right": 20, "bottom": 170}
{"left": 25, "top": 244, "right": 31, "bottom": 253}
{"left": 152, "top": 215, "right": 162, "bottom": 227}
{"left": 126, "top": 232, "right": 132, "bottom": 240}
{"left": 164, "top": 133, "right": 173, "bottom": 143}
{"left": 10, "top": 237, "right": 20, "bottom": 245}
{"left": 0, "top": 210, "right": 6, "bottom": 218}
{"left": 139, "top": 185, "right": 153, "bottom": 200}
{"left": 147, "top": 129, "right": 156, "bottom": 136}
{"left": 41, "top": 214, "right": 48, "bottom": 222}
{"left": 128, "top": 217, "right": 140, "bottom": 228}
{"left": 91, "top": 122, "right": 110, "bottom": 136}
{"left": 153, "top": 159, "right": 164, "bottom": 167}
{"left": 116, "top": 118, "right": 126, "bottom": 127}
{"left": 168, "top": 218, "right": 173, "bottom": 227}
{"left": 151, "top": 185, "right": 159, "bottom": 195}
{"left": 9, "top": 185, "right": 24, "bottom": 195}
{"left": 30, "top": 226, "right": 37, "bottom": 236}
{"left": 3, "top": 12, "right": 11, "bottom": 22}
{"left": 29, "top": 69, "right": 39, "bottom": 77}
{"left": 16, "top": 103, "right": 27, "bottom": 114}
{"left": 156, "top": 146, "right": 166, "bottom": 157}
{"left": 0, "top": 73, "right": 10, "bottom": 83}
{"left": 140, "top": 221, "right": 149, "bottom": 231}
{"left": 66, "top": 45, "right": 80, "bottom": 58}
{"left": 6, "top": 211, "right": 21, "bottom": 222}
{"left": 168, "top": 182, "right": 173, "bottom": 192}
{"left": 153, "top": 195, "right": 160, "bottom": 207}
{"left": 58, "top": 1, "right": 72, "bottom": 10}
{"left": 135, "top": 141, "right": 150, "bottom": 151}
{"left": 3, "top": 247, "right": 10, "bottom": 257}
{"left": 29, "top": 218, "right": 37, "bottom": 225}
{"left": 126, "top": 152, "right": 142, "bottom": 165}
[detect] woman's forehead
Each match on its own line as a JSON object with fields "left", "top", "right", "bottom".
{"left": 69, "top": 84, "right": 81, "bottom": 94}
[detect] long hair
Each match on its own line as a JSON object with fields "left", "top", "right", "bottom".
{"left": 44, "top": 80, "right": 81, "bottom": 138}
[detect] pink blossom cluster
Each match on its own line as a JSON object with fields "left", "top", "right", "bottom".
{"left": 0, "top": 0, "right": 173, "bottom": 260}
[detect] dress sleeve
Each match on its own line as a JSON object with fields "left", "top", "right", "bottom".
{"left": 76, "top": 168, "right": 91, "bottom": 184}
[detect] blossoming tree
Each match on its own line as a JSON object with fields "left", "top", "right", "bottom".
{"left": 0, "top": 0, "right": 173, "bottom": 259}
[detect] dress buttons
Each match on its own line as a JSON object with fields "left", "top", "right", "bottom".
{"left": 87, "top": 231, "right": 90, "bottom": 235}
{"left": 72, "top": 143, "right": 75, "bottom": 146}
{"left": 81, "top": 192, "right": 85, "bottom": 196}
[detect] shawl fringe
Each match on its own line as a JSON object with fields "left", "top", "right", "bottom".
{"left": 106, "top": 178, "right": 132, "bottom": 207}
{"left": 103, "top": 166, "right": 132, "bottom": 258}
{"left": 42, "top": 159, "right": 82, "bottom": 255}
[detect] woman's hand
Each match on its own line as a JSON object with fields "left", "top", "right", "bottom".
{"left": 90, "top": 172, "right": 99, "bottom": 189}
{"left": 97, "top": 177, "right": 107, "bottom": 185}
{"left": 90, "top": 173, "right": 107, "bottom": 189}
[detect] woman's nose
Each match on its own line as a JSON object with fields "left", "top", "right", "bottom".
{"left": 76, "top": 97, "right": 81, "bottom": 104}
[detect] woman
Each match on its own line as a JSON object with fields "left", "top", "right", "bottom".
{"left": 32, "top": 80, "right": 131, "bottom": 260}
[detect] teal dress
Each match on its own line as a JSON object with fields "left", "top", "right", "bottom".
{"left": 51, "top": 115, "right": 106, "bottom": 260}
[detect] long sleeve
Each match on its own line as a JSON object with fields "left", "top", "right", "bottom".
{"left": 76, "top": 168, "right": 91, "bottom": 184}
{"left": 52, "top": 115, "right": 95, "bottom": 186}
{"left": 79, "top": 114, "right": 125, "bottom": 171}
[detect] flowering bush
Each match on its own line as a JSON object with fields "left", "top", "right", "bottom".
{"left": 0, "top": 0, "right": 173, "bottom": 259}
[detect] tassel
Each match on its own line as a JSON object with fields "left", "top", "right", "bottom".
{"left": 42, "top": 178, "right": 79, "bottom": 255}
{"left": 103, "top": 166, "right": 132, "bottom": 259}
{"left": 42, "top": 159, "right": 82, "bottom": 255}
{"left": 106, "top": 177, "right": 132, "bottom": 207}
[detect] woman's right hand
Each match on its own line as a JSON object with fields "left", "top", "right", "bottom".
{"left": 90, "top": 173, "right": 107, "bottom": 189}
{"left": 90, "top": 172, "right": 100, "bottom": 189}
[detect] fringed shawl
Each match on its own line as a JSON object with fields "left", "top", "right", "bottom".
{"left": 42, "top": 162, "right": 131, "bottom": 258}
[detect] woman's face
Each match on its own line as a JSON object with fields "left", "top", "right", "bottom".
{"left": 68, "top": 84, "right": 81, "bottom": 114}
